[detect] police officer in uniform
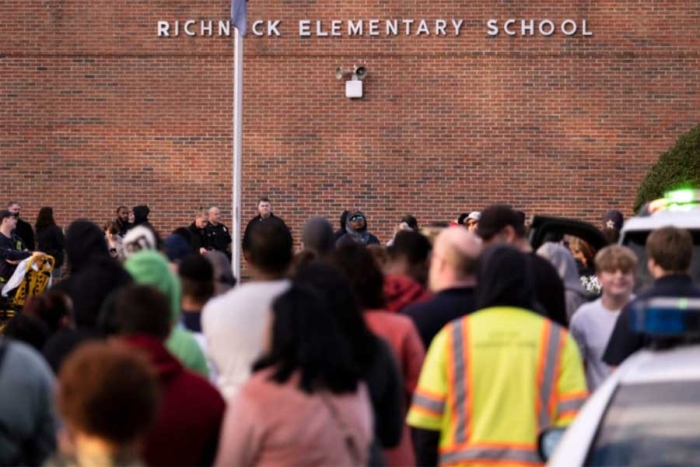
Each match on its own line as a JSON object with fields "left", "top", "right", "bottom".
{"left": 206, "top": 206, "right": 232, "bottom": 261}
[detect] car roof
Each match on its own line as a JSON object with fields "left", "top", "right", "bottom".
{"left": 619, "top": 346, "right": 700, "bottom": 385}
{"left": 622, "top": 211, "right": 700, "bottom": 233}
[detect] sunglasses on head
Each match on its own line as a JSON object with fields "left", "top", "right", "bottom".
{"left": 349, "top": 215, "right": 364, "bottom": 222}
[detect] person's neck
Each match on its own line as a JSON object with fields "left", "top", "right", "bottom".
{"left": 250, "top": 270, "right": 286, "bottom": 282}
{"left": 181, "top": 297, "right": 205, "bottom": 312}
{"left": 384, "top": 260, "right": 409, "bottom": 277}
{"left": 654, "top": 270, "right": 686, "bottom": 279}
{"left": 515, "top": 238, "right": 532, "bottom": 253}
{"left": 601, "top": 293, "right": 629, "bottom": 311}
{"left": 434, "top": 275, "right": 476, "bottom": 293}
{"left": 210, "top": 220, "right": 219, "bottom": 226}
{"left": 74, "top": 433, "right": 138, "bottom": 462}
{"left": 0, "top": 225, "right": 12, "bottom": 237}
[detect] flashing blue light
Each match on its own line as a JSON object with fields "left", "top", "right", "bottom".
{"left": 631, "top": 298, "right": 700, "bottom": 336}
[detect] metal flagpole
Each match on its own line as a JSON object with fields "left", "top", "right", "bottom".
{"left": 232, "top": 27, "right": 243, "bottom": 281}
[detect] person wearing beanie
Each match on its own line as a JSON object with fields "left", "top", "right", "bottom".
{"left": 336, "top": 210, "right": 380, "bottom": 246}
{"left": 125, "top": 250, "right": 209, "bottom": 378}
{"left": 301, "top": 216, "right": 335, "bottom": 258}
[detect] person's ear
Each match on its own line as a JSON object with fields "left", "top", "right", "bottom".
{"left": 647, "top": 258, "right": 657, "bottom": 275}
{"left": 503, "top": 225, "right": 517, "bottom": 244}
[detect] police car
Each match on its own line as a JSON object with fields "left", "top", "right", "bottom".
{"left": 540, "top": 297, "right": 700, "bottom": 466}
{"left": 620, "top": 189, "right": 700, "bottom": 292}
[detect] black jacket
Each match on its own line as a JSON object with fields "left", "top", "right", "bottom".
{"left": 14, "top": 219, "right": 34, "bottom": 251}
{"left": 402, "top": 287, "right": 477, "bottom": 349}
{"left": 36, "top": 225, "right": 65, "bottom": 269}
{"left": 187, "top": 223, "right": 211, "bottom": 253}
{"left": 603, "top": 274, "right": 700, "bottom": 366}
{"left": 0, "top": 232, "right": 31, "bottom": 281}
{"left": 115, "top": 218, "right": 132, "bottom": 237}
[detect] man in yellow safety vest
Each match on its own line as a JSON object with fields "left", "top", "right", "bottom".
{"left": 407, "top": 244, "right": 588, "bottom": 467}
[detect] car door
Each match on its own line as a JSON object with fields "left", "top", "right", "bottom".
{"left": 529, "top": 216, "right": 610, "bottom": 252}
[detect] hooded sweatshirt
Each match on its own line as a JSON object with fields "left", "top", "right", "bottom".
{"left": 476, "top": 244, "right": 537, "bottom": 311}
{"left": 44, "top": 221, "right": 132, "bottom": 373}
{"left": 121, "top": 334, "right": 225, "bottom": 466}
{"left": 125, "top": 251, "right": 209, "bottom": 378}
{"left": 336, "top": 211, "right": 380, "bottom": 246}
{"left": 537, "top": 243, "right": 588, "bottom": 321}
{"left": 383, "top": 274, "right": 432, "bottom": 313}
{"left": 132, "top": 205, "right": 151, "bottom": 226}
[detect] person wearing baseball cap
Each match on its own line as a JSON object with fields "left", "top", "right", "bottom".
{"left": 465, "top": 211, "right": 481, "bottom": 232}
{"left": 0, "top": 209, "right": 33, "bottom": 283}
{"left": 476, "top": 205, "right": 568, "bottom": 327}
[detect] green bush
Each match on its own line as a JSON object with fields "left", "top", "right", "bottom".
{"left": 634, "top": 124, "right": 700, "bottom": 212}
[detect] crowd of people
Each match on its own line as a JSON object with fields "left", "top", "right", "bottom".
{"left": 0, "top": 196, "right": 698, "bottom": 466}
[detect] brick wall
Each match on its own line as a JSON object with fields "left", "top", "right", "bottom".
{"left": 1, "top": 0, "right": 699, "bottom": 250}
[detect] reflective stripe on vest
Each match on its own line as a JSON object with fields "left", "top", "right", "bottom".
{"left": 439, "top": 445, "right": 541, "bottom": 466}
{"left": 412, "top": 389, "right": 446, "bottom": 417}
{"left": 537, "top": 322, "right": 564, "bottom": 430}
{"left": 442, "top": 316, "right": 566, "bottom": 461}
{"left": 451, "top": 319, "right": 469, "bottom": 445}
{"left": 557, "top": 391, "right": 587, "bottom": 416}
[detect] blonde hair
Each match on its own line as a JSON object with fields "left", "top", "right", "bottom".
{"left": 594, "top": 245, "right": 638, "bottom": 274}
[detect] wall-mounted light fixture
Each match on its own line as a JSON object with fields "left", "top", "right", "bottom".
{"left": 336, "top": 65, "right": 367, "bottom": 99}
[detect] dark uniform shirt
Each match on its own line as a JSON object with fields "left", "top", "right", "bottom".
{"left": 205, "top": 223, "right": 232, "bottom": 258}
{"left": 0, "top": 232, "right": 31, "bottom": 282}
{"left": 603, "top": 274, "right": 700, "bottom": 366}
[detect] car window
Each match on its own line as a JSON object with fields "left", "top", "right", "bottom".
{"left": 622, "top": 230, "right": 700, "bottom": 293}
{"left": 587, "top": 381, "right": 700, "bottom": 466}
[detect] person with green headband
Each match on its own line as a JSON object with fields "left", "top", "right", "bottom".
{"left": 124, "top": 250, "right": 209, "bottom": 378}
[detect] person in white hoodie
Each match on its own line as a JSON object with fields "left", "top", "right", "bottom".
{"left": 202, "top": 220, "right": 293, "bottom": 398}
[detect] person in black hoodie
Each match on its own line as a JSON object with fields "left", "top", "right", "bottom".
{"left": 187, "top": 210, "right": 211, "bottom": 255}
{"left": 133, "top": 205, "right": 152, "bottom": 229}
{"left": 42, "top": 220, "right": 132, "bottom": 373}
{"left": 336, "top": 210, "right": 380, "bottom": 246}
{"left": 7, "top": 201, "right": 35, "bottom": 250}
{"left": 334, "top": 210, "right": 349, "bottom": 242}
{"left": 35, "top": 207, "right": 65, "bottom": 279}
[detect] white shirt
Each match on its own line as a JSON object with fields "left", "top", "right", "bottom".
{"left": 570, "top": 297, "right": 629, "bottom": 391}
{"left": 202, "top": 279, "right": 291, "bottom": 399}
